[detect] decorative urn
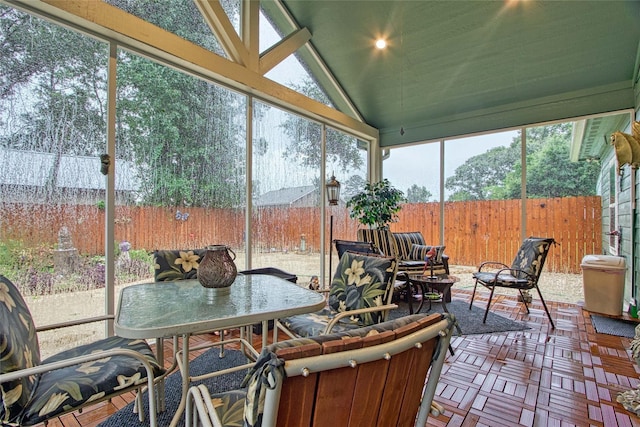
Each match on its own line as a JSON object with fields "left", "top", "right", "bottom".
{"left": 197, "top": 245, "right": 237, "bottom": 289}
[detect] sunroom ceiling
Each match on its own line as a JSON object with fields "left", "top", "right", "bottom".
{"left": 263, "top": 1, "right": 640, "bottom": 147}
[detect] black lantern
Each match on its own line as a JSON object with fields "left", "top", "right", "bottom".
{"left": 326, "top": 174, "right": 340, "bottom": 288}
{"left": 326, "top": 174, "right": 341, "bottom": 205}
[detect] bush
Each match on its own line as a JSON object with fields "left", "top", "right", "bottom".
{"left": 79, "top": 263, "right": 106, "bottom": 289}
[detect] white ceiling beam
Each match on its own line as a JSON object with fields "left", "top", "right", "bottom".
{"left": 194, "top": 0, "right": 249, "bottom": 66}
{"left": 241, "top": 0, "right": 259, "bottom": 72}
{"left": 260, "top": 27, "right": 311, "bottom": 76}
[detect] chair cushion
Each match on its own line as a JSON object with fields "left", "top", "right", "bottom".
{"left": 328, "top": 252, "right": 396, "bottom": 326}
{"left": 275, "top": 313, "right": 430, "bottom": 351}
{"left": 206, "top": 389, "right": 247, "bottom": 427}
{"left": 409, "top": 244, "right": 446, "bottom": 263}
{"left": 0, "top": 275, "right": 41, "bottom": 426}
{"left": 153, "top": 249, "right": 206, "bottom": 281}
{"left": 20, "top": 336, "right": 165, "bottom": 425}
{"left": 392, "top": 232, "right": 426, "bottom": 260}
{"left": 510, "top": 237, "right": 555, "bottom": 279}
{"left": 473, "top": 271, "right": 530, "bottom": 288}
{"left": 280, "top": 308, "right": 373, "bottom": 338}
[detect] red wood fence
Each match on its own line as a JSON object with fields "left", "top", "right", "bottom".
{"left": 0, "top": 196, "right": 601, "bottom": 274}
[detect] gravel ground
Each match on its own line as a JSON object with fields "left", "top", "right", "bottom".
{"left": 448, "top": 264, "right": 585, "bottom": 305}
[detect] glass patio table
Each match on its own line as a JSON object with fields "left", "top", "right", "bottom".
{"left": 115, "top": 274, "right": 326, "bottom": 427}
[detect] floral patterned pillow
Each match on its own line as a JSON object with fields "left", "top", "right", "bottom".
{"left": 328, "top": 252, "right": 396, "bottom": 326}
{"left": 0, "top": 275, "right": 41, "bottom": 425}
{"left": 510, "top": 237, "right": 554, "bottom": 278}
{"left": 153, "top": 249, "right": 205, "bottom": 281}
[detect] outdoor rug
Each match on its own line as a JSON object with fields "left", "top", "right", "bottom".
{"left": 591, "top": 314, "right": 637, "bottom": 338}
{"left": 98, "top": 347, "right": 247, "bottom": 427}
{"left": 388, "top": 300, "right": 530, "bottom": 335}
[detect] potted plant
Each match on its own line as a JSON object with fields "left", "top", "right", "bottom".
{"left": 346, "top": 179, "right": 406, "bottom": 229}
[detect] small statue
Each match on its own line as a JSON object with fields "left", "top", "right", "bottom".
{"left": 308, "top": 275, "right": 320, "bottom": 290}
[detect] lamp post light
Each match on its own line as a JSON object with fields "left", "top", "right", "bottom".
{"left": 326, "top": 174, "right": 340, "bottom": 286}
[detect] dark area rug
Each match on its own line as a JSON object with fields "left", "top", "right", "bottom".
{"left": 388, "top": 299, "right": 530, "bottom": 335}
{"left": 591, "top": 314, "right": 637, "bottom": 338}
{"left": 98, "top": 347, "right": 247, "bottom": 427}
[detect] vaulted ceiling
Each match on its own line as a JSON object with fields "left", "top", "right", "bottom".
{"left": 8, "top": 0, "right": 640, "bottom": 154}
{"left": 262, "top": 1, "right": 640, "bottom": 148}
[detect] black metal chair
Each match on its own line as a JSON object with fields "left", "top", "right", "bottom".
{"left": 470, "top": 237, "right": 557, "bottom": 329}
{"left": 333, "top": 239, "right": 379, "bottom": 258}
{"left": 239, "top": 267, "right": 298, "bottom": 334}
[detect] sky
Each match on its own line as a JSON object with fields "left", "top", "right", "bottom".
{"left": 383, "top": 131, "right": 518, "bottom": 199}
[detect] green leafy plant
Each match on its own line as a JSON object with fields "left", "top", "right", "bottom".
{"left": 346, "top": 179, "right": 406, "bottom": 229}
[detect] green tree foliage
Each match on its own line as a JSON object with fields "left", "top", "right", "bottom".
{"left": 116, "top": 53, "right": 245, "bottom": 207}
{"left": 406, "top": 184, "right": 433, "bottom": 203}
{"left": 446, "top": 145, "right": 519, "bottom": 201}
{"left": 445, "top": 123, "right": 600, "bottom": 201}
{"left": 280, "top": 77, "right": 367, "bottom": 192}
{"left": 0, "top": 2, "right": 247, "bottom": 208}
{"left": 346, "top": 179, "right": 406, "bottom": 229}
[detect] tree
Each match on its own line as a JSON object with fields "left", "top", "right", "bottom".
{"left": 520, "top": 133, "right": 600, "bottom": 198}
{"left": 445, "top": 123, "right": 599, "bottom": 201}
{"left": 445, "top": 144, "right": 519, "bottom": 201}
{"left": 280, "top": 77, "right": 366, "bottom": 176}
{"left": 0, "top": 6, "right": 109, "bottom": 202}
{"left": 406, "top": 184, "right": 432, "bottom": 203}
{"left": 341, "top": 174, "right": 368, "bottom": 202}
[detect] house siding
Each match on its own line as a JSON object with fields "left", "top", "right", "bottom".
{"left": 598, "top": 115, "right": 639, "bottom": 309}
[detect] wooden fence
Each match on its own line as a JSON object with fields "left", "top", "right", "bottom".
{"left": 0, "top": 196, "right": 601, "bottom": 274}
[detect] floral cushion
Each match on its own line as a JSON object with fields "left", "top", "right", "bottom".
{"left": 279, "top": 308, "right": 374, "bottom": 338}
{"left": 327, "top": 251, "right": 395, "bottom": 325}
{"left": 0, "top": 275, "right": 165, "bottom": 426}
{"left": 280, "top": 252, "right": 395, "bottom": 338}
{"left": 510, "top": 237, "right": 554, "bottom": 279}
{"left": 329, "top": 252, "right": 396, "bottom": 326}
{"left": 153, "top": 249, "right": 206, "bottom": 281}
{"left": 22, "top": 337, "right": 164, "bottom": 425}
{"left": 0, "top": 275, "right": 41, "bottom": 425}
{"left": 473, "top": 237, "right": 554, "bottom": 289}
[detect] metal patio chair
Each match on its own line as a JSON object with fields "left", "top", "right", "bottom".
{"left": 0, "top": 275, "right": 164, "bottom": 427}
{"left": 470, "top": 236, "right": 556, "bottom": 328}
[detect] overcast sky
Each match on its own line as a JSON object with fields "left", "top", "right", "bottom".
{"left": 384, "top": 131, "right": 518, "bottom": 199}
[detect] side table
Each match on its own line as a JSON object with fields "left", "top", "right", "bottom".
{"left": 407, "top": 274, "right": 462, "bottom": 356}
{"left": 407, "top": 274, "right": 459, "bottom": 315}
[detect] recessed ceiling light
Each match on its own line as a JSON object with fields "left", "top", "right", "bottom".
{"left": 375, "top": 39, "right": 387, "bottom": 49}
